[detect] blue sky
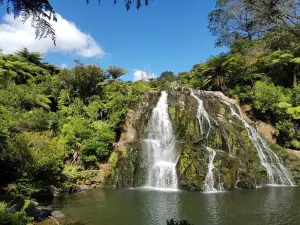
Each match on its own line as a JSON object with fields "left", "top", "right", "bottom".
{"left": 0, "top": 0, "right": 227, "bottom": 81}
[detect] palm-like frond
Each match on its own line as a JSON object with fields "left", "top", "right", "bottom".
{"left": 15, "top": 47, "right": 43, "bottom": 65}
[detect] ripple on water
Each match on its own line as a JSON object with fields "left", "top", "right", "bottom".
{"left": 50, "top": 186, "right": 300, "bottom": 225}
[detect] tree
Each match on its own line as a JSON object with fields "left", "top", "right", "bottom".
{"left": 177, "top": 72, "right": 192, "bottom": 86}
{"left": 193, "top": 53, "right": 230, "bottom": 92}
{"left": 106, "top": 66, "right": 127, "bottom": 80}
{"left": 261, "top": 49, "right": 300, "bottom": 88}
{"left": 208, "top": 0, "right": 264, "bottom": 46}
{"left": 209, "top": 0, "right": 300, "bottom": 46}
{"left": 0, "top": 0, "right": 151, "bottom": 44}
{"left": 159, "top": 71, "right": 175, "bottom": 81}
{"left": 15, "top": 48, "right": 43, "bottom": 65}
{"left": 245, "top": 0, "right": 300, "bottom": 37}
{"left": 60, "top": 61, "right": 107, "bottom": 99}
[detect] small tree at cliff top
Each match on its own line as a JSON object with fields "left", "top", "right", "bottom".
{"left": 106, "top": 66, "right": 127, "bottom": 80}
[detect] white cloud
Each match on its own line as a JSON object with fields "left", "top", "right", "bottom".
{"left": 61, "top": 63, "right": 68, "bottom": 68}
{"left": 0, "top": 14, "right": 104, "bottom": 57}
{"left": 133, "top": 70, "right": 156, "bottom": 81}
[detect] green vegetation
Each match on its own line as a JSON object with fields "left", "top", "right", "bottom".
{"left": 0, "top": 201, "right": 31, "bottom": 225}
{"left": 0, "top": 50, "right": 153, "bottom": 202}
{"left": 1, "top": 0, "right": 300, "bottom": 223}
{"left": 179, "top": 0, "right": 300, "bottom": 150}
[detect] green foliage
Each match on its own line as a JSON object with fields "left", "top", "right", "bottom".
{"left": 209, "top": 0, "right": 300, "bottom": 46}
{"left": 286, "top": 107, "right": 300, "bottom": 120}
{"left": 0, "top": 202, "right": 30, "bottom": 225}
{"left": 106, "top": 65, "right": 127, "bottom": 80}
{"left": 60, "top": 61, "right": 107, "bottom": 99}
{"left": 12, "top": 131, "right": 65, "bottom": 177}
{"left": 275, "top": 120, "right": 298, "bottom": 148}
{"left": 159, "top": 71, "right": 175, "bottom": 81}
{"left": 15, "top": 48, "right": 43, "bottom": 65}
{"left": 191, "top": 53, "right": 231, "bottom": 91}
{"left": 252, "top": 81, "right": 290, "bottom": 121}
{"left": 81, "top": 121, "right": 115, "bottom": 168}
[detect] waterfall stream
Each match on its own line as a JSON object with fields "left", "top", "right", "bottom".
{"left": 190, "top": 89, "right": 211, "bottom": 137}
{"left": 227, "top": 104, "right": 294, "bottom": 186}
{"left": 190, "top": 89, "right": 223, "bottom": 192}
{"left": 203, "top": 147, "right": 218, "bottom": 192}
{"left": 143, "top": 91, "right": 178, "bottom": 190}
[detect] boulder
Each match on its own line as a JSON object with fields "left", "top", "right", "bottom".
{"left": 51, "top": 210, "right": 65, "bottom": 219}
{"left": 25, "top": 202, "right": 51, "bottom": 222}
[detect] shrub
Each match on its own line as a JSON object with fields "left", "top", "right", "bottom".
{"left": 0, "top": 202, "right": 30, "bottom": 225}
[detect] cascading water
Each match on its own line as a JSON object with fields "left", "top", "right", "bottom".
{"left": 190, "top": 89, "right": 223, "bottom": 192}
{"left": 203, "top": 147, "right": 218, "bottom": 192}
{"left": 143, "top": 91, "right": 178, "bottom": 190}
{"left": 190, "top": 90, "right": 211, "bottom": 137}
{"left": 226, "top": 103, "right": 294, "bottom": 186}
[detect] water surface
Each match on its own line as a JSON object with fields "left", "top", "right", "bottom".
{"left": 52, "top": 187, "right": 300, "bottom": 225}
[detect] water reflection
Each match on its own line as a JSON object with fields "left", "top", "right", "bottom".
{"left": 139, "top": 190, "right": 180, "bottom": 225}
{"left": 203, "top": 193, "right": 221, "bottom": 225}
{"left": 262, "top": 187, "right": 298, "bottom": 225}
{"left": 51, "top": 187, "right": 300, "bottom": 225}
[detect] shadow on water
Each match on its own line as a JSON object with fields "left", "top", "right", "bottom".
{"left": 50, "top": 186, "right": 300, "bottom": 225}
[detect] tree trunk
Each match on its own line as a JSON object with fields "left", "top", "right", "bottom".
{"left": 293, "top": 72, "right": 297, "bottom": 88}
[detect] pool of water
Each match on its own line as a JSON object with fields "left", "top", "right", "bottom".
{"left": 51, "top": 186, "right": 300, "bottom": 225}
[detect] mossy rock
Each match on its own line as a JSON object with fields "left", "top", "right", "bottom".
{"left": 177, "top": 146, "right": 207, "bottom": 191}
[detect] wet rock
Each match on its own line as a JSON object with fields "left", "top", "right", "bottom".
{"left": 50, "top": 185, "right": 60, "bottom": 198}
{"left": 78, "top": 184, "right": 89, "bottom": 191}
{"left": 84, "top": 180, "right": 91, "bottom": 185}
{"left": 51, "top": 210, "right": 65, "bottom": 219}
{"left": 91, "top": 184, "right": 97, "bottom": 188}
{"left": 30, "top": 199, "right": 39, "bottom": 207}
{"left": 25, "top": 203, "right": 51, "bottom": 222}
{"left": 236, "top": 180, "right": 256, "bottom": 189}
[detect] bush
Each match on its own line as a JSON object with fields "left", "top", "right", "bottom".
{"left": 80, "top": 121, "right": 115, "bottom": 168}
{"left": 12, "top": 131, "right": 65, "bottom": 178}
{"left": 275, "top": 120, "right": 297, "bottom": 148}
{"left": 252, "top": 81, "right": 291, "bottom": 121}
{"left": 0, "top": 202, "right": 30, "bottom": 225}
{"left": 230, "top": 85, "right": 254, "bottom": 104}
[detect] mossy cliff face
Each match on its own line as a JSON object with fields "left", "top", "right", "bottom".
{"left": 104, "top": 92, "right": 160, "bottom": 188}
{"left": 105, "top": 89, "right": 297, "bottom": 191}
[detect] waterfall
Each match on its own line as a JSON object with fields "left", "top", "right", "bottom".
{"left": 143, "top": 91, "right": 178, "bottom": 190}
{"left": 190, "top": 89, "right": 211, "bottom": 137}
{"left": 203, "top": 147, "right": 218, "bottom": 192}
{"left": 190, "top": 89, "right": 223, "bottom": 192}
{"left": 227, "top": 104, "right": 294, "bottom": 186}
